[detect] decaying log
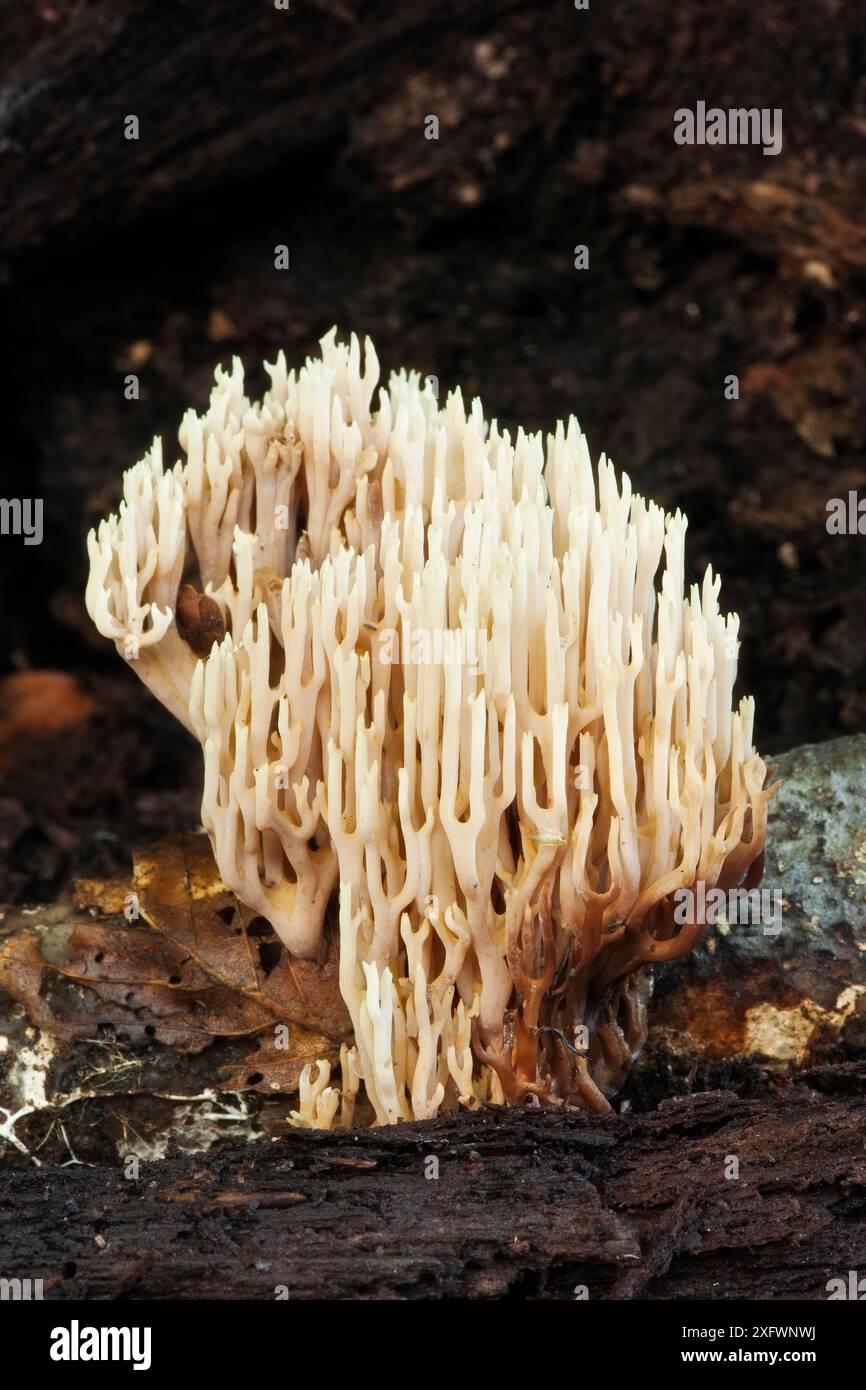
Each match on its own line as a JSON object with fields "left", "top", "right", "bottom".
{"left": 0, "top": 0, "right": 545, "bottom": 259}
{"left": 3, "top": 0, "right": 862, "bottom": 273}
{"left": 1, "top": 1064, "right": 864, "bottom": 1299}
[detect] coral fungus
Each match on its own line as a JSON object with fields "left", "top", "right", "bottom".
{"left": 86, "top": 329, "right": 773, "bottom": 1125}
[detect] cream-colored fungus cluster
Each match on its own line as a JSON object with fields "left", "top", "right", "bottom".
{"left": 86, "top": 329, "right": 773, "bottom": 1126}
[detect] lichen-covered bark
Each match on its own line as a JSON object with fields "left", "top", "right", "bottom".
{"left": 637, "top": 733, "right": 866, "bottom": 1097}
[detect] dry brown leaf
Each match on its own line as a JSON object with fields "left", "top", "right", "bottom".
{"left": 73, "top": 874, "right": 135, "bottom": 915}
{"left": 44, "top": 919, "right": 213, "bottom": 990}
{"left": 134, "top": 834, "right": 260, "bottom": 992}
{"left": 221, "top": 1027, "right": 344, "bottom": 1095}
{"left": 0, "top": 833, "right": 350, "bottom": 1085}
{"left": 134, "top": 833, "right": 350, "bottom": 1037}
{"left": 0, "top": 929, "right": 219, "bottom": 1050}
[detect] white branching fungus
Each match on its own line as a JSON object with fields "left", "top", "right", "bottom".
{"left": 289, "top": 1044, "right": 360, "bottom": 1130}
{"left": 86, "top": 328, "right": 775, "bottom": 1125}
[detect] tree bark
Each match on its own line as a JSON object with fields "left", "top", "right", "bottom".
{"left": 0, "top": 0, "right": 537, "bottom": 259}
{"left": 2, "top": 1062, "right": 864, "bottom": 1300}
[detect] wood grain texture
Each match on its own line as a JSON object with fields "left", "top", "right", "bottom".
{"left": 2, "top": 1064, "right": 864, "bottom": 1300}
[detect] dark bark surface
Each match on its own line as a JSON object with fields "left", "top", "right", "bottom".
{"left": 1, "top": 1063, "right": 864, "bottom": 1300}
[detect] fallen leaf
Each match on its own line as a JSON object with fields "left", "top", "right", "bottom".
{"left": 0, "top": 930, "right": 219, "bottom": 1050}
{"left": 0, "top": 832, "right": 350, "bottom": 1084}
{"left": 43, "top": 919, "right": 212, "bottom": 990}
{"left": 73, "top": 874, "right": 135, "bottom": 916}
{"left": 221, "top": 1027, "right": 341, "bottom": 1095}
{"left": 134, "top": 833, "right": 350, "bottom": 1037}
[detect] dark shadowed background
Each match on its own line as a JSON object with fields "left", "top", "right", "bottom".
{"left": 1, "top": 0, "right": 864, "bottom": 904}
